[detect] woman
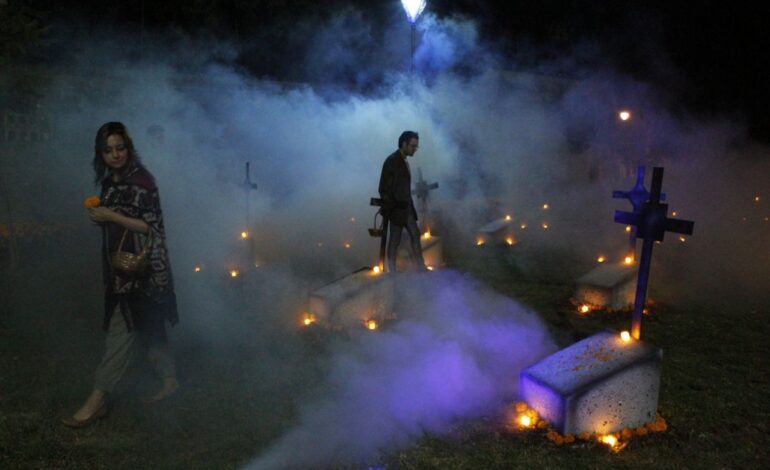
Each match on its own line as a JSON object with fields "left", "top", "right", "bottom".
{"left": 64, "top": 122, "right": 179, "bottom": 428}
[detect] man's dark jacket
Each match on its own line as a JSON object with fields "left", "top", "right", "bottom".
{"left": 378, "top": 150, "right": 417, "bottom": 227}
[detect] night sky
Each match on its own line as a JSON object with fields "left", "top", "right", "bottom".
{"left": 4, "top": 1, "right": 769, "bottom": 143}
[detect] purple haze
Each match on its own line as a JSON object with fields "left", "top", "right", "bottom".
{"left": 247, "top": 270, "right": 556, "bottom": 469}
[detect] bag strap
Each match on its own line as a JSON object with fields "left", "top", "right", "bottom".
{"left": 117, "top": 229, "right": 128, "bottom": 252}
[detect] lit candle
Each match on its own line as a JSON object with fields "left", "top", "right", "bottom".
{"left": 597, "top": 256, "right": 606, "bottom": 263}
{"left": 620, "top": 331, "right": 631, "bottom": 342}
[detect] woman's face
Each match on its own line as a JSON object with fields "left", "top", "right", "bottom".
{"left": 102, "top": 134, "right": 129, "bottom": 171}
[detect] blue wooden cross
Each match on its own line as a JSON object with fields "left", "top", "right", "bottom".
{"left": 613, "top": 166, "right": 666, "bottom": 258}
{"left": 614, "top": 167, "right": 694, "bottom": 339}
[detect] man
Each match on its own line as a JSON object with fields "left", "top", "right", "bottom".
{"left": 378, "top": 130, "right": 426, "bottom": 272}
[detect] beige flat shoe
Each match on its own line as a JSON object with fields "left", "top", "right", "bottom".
{"left": 62, "top": 403, "right": 107, "bottom": 428}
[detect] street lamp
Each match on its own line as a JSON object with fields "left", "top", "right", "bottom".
{"left": 401, "top": 0, "right": 427, "bottom": 75}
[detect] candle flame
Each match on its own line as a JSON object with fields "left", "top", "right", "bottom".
{"left": 542, "top": 203, "right": 549, "bottom": 210}
{"left": 625, "top": 225, "right": 631, "bottom": 233}
{"left": 505, "top": 214, "right": 512, "bottom": 221}
{"left": 230, "top": 269, "right": 239, "bottom": 278}
{"left": 542, "top": 222, "right": 549, "bottom": 229}
{"left": 505, "top": 236, "right": 515, "bottom": 245}
{"left": 620, "top": 331, "right": 631, "bottom": 342}
{"left": 679, "top": 236, "right": 686, "bottom": 242}
{"left": 601, "top": 434, "right": 618, "bottom": 447}
{"left": 366, "top": 319, "right": 378, "bottom": 330}
{"left": 755, "top": 196, "right": 761, "bottom": 202}
{"left": 302, "top": 313, "right": 317, "bottom": 327}
{"left": 597, "top": 256, "right": 606, "bottom": 263}
{"left": 624, "top": 256, "right": 634, "bottom": 265}
{"left": 422, "top": 231, "right": 431, "bottom": 239}
{"left": 618, "top": 110, "right": 631, "bottom": 121}
{"left": 344, "top": 242, "right": 351, "bottom": 249}
{"left": 476, "top": 238, "right": 485, "bottom": 246}
{"left": 579, "top": 304, "right": 590, "bottom": 314}
{"left": 241, "top": 231, "right": 249, "bottom": 239}
{"left": 194, "top": 265, "right": 202, "bottom": 272}
{"left": 520, "top": 223, "right": 527, "bottom": 229}
{"left": 672, "top": 211, "right": 678, "bottom": 217}
{"left": 519, "top": 415, "right": 532, "bottom": 427}
{"left": 372, "top": 266, "right": 381, "bottom": 274}
{"left": 426, "top": 266, "right": 434, "bottom": 271}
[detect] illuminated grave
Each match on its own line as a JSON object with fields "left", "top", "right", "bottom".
{"left": 397, "top": 232, "right": 443, "bottom": 270}
{"left": 574, "top": 263, "right": 637, "bottom": 310}
{"left": 308, "top": 267, "right": 394, "bottom": 329}
{"left": 520, "top": 330, "right": 662, "bottom": 435}
{"left": 475, "top": 216, "right": 516, "bottom": 246}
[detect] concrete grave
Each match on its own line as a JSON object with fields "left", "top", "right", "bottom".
{"left": 475, "top": 217, "right": 516, "bottom": 246}
{"left": 308, "top": 267, "right": 394, "bottom": 329}
{"left": 574, "top": 263, "right": 637, "bottom": 310}
{"left": 520, "top": 330, "right": 662, "bottom": 435}
{"left": 397, "top": 234, "right": 443, "bottom": 270}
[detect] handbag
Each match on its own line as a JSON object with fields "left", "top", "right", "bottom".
{"left": 111, "top": 229, "right": 154, "bottom": 274}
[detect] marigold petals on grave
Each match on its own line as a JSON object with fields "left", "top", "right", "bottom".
{"left": 578, "top": 431, "right": 591, "bottom": 441}
{"left": 546, "top": 431, "right": 560, "bottom": 442}
{"left": 563, "top": 433, "right": 575, "bottom": 443}
{"left": 514, "top": 402, "right": 528, "bottom": 413}
{"left": 536, "top": 420, "right": 549, "bottom": 429}
{"left": 621, "top": 427, "right": 633, "bottom": 439}
{"left": 635, "top": 426, "right": 648, "bottom": 436}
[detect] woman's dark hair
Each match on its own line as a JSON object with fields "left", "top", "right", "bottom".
{"left": 92, "top": 122, "right": 144, "bottom": 184}
{"left": 398, "top": 130, "right": 419, "bottom": 148}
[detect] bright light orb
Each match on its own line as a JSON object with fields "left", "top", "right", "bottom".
{"left": 505, "top": 237, "right": 514, "bottom": 245}
{"left": 476, "top": 238, "right": 485, "bottom": 246}
{"left": 422, "top": 231, "right": 431, "bottom": 239}
{"left": 344, "top": 242, "right": 351, "bottom": 249}
{"left": 519, "top": 415, "right": 532, "bottom": 427}
{"left": 597, "top": 256, "right": 606, "bottom": 263}
{"left": 520, "top": 223, "right": 527, "bottom": 229}
{"left": 579, "top": 305, "right": 590, "bottom": 314}
{"left": 625, "top": 225, "right": 632, "bottom": 233}
{"left": 426, "top": 266, "right": 434, "bottom": 271}
{"left": 366, "top": 319, "right": 378, "bottom": 330}
{"left": 230, "top": 269, "right": 239, "bottom": 278}
{"left": 505, "top": 214, "right": 512, "bottom": 221}
{"left": 542, "top": 203, "right": 549, "bottom": 210}
{"left": 624, "top": 256, "right": 634, "bottom": 265}
{"left": 372, "top": 266, "right": 381, "bottom": 274}
{"left": 618, "top": 110, "right": 631, "bottom": 121}
{"left": 620, "top": 331, "right": 631, "bottom": 342}
{"left": 542, "top": 222, "right": 549, "bottom": 229}
{"left": 401, "top": 0, "right": 427, "bottom": 23}
{"left": 194, "top": 265, "right": 202, "bottom": 273}
{"left": 241, "top": 231, "right": 248, "bottom": 239}
{"left": 601, "top": 434, "right": 618, "bottom": 447}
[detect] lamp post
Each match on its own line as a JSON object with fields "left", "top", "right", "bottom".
{"left": 401, "top": 0, "right": 427, "bottom": 76}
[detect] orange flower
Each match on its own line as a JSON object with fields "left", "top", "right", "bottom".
{"left": 578, "top": 431, "right": 591, "bottom": 441}
{"left": 536, "top": 420, "right": 549, "bottom": 429}
{"left": 514, "top": 402, "right": 528, "bottom": 413}
{"left": 84, "top": 196, "right": 101, "bottom": 208}
{"left": 635, "top": 426, "right": 648, "bottom": 436}
{"left": 563, "top": 433, "right": 575, "bottom": 443}
{"left": 621, "top": 427, "right": 633, "bottom": 439}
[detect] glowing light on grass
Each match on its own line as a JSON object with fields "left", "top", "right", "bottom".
{"left": 365, "top": 319, "right": 378, "bottom": 330}
{"left": 620, "top": 331, "right": 631, "bottom": 342}
{"left": 601, "top": 433, "right": 619, "bottom": 449}
{"left": 618, "top": 110, "right": 631, "bottom": 121}
{"left": 401, "top": 0, "right": 427, "bottom": 23}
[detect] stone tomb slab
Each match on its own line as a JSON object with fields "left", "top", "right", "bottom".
{"left": 397, "top": 235, "right": 443, "bottom": 270}
{"left": 308, "top": 267, "right": 394, "bottom": 329}
{"left": 520, "top": 331, "right": 662, "bottom": 435}
{"left": 574, "top": 263, "right": 637, "bottom": 310}
{"left": 475, "top": 217, "right": 516, "bottom": 246}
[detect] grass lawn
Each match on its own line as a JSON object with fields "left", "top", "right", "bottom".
{"left": 1, "top": 241, "right": 768, "bottom": 469}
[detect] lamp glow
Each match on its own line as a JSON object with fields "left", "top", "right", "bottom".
{"left": 620, "top": 331, "right": 631, "bottom": 342}
{"left": 401, "top": 0, "right": 427, "bottom": 23}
